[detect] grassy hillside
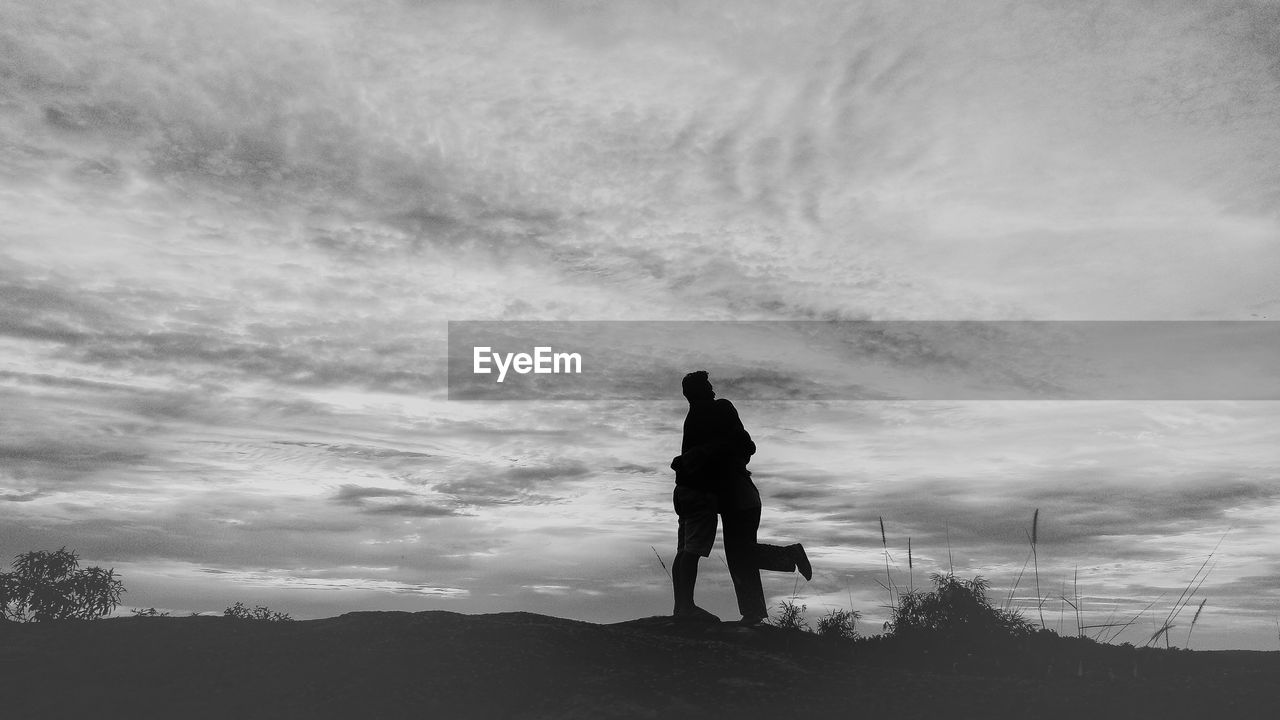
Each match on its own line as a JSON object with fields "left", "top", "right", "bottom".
{"left": 2, "top": 611, "right": 1277, "bottom": 719}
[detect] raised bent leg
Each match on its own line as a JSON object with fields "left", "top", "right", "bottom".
{"left": 722, "top": 506, "right": 767, "bottom": 620}
{"left": 755, "top": 543, "right": 796, "bottom": 573}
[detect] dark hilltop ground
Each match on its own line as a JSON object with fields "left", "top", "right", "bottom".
{"left": 2, "top": 611, "right": 1277, "bottom": 719}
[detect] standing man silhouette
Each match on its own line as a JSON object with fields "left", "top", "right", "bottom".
{"left": 671, "top": 370, "right": 811, "bottom": 625}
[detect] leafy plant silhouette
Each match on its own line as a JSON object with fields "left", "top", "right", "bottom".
{"left": 887, "top": 573, "right": 1034, "bottom": 641}
{"left": 223, "top": 601, "right": 293, "bottom": 622}
{"left": 770, "top": 599, "right": 809, "bottom": 631}
{"left": 815, "top": 608, "right": 861, "bottom": 639}
{"left": 0, "top": 547, "right": 125, "bottom": 622}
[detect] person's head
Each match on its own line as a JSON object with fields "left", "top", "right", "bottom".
{"left": 681, "top": 370, "right": 715, "bottom": 406}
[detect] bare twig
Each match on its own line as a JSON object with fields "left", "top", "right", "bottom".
{"left": 651, "top": 546, "right": 670, "bottom": 580}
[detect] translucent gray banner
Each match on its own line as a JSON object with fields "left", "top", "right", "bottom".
{"left": 447, "top": 321, "right": 1280, "bottom": 401}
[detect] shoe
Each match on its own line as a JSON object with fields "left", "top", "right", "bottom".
{"left": 738, "top": 612, "right": 767, "bottom": 627}
{"left": 673, "top": 606, "right": 720, "bottom": 623}
{"left": 789, "top": 544, "right": 812, "bottom": 581}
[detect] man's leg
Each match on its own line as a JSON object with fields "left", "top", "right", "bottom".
{"left": 722, "top": 505, "right": 768, "bottom": 623}
{"left": 672, "top": 550, "right": 700, "bottom": 614}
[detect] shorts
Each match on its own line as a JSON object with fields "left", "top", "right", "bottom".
{"left": 673, "top": 485, "right": 718, "bottom": 557}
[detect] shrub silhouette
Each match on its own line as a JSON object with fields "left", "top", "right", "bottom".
{"left": 816, "top": 608, "right": 860, "bottom": 639}
{"left": 887, "top": 573, "right": 1034, "bottom": 641}
{"left": 224, "top": 601, "right": 293, "bottom": 622}
{"left": 0, "top": 547, "right": 125, "bottom": 622}
{"left": 130, "top": 607, "right": 170, "bottom": 617}
{"left": 770, "top": 599, "right": 809, "bottom": 631}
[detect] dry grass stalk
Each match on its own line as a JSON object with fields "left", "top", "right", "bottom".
{"left": 1099, "top": 593, "right": 1165, "bottom": 644}
{"left": 945, "top": 521, "right": 954, "bottom": 575}
{"left": 1148, "top": 620, "right": 1175, "bottom": 649}
{"left": 1004, "top": 545, "right": 1032, "bottom": 614}
{"left": 879, "top": 516, "right": 895, "bottom": 608}
{"left": 1031, "top": 508, "right": 1044, "bottom": 628}
{"left": 1148, "top": 529, "right": 1228, "bottom": 647}
{"left": 1073, "top": 566, "right": 1082, "bottom": 637}
{"left": 1185, "top": 598, "right": 1207, "bottom": 647}
{"left": 908, "top": 536, "right": 913, "bottom": 592}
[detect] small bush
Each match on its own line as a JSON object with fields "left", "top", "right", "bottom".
{"left": 816, "top": 608, "right": 861, "bottom": 640}
{"left": 771, "top": 599, "right": 809, "bottom": 632}
{"left": 0, "top": 548, "right": 125, "bottom": 622}
{"left": 887, "top": 573, "right": 1034, "bottom": 641}
{"left": 224, "top": 602, "right": 293, "bottom": 622}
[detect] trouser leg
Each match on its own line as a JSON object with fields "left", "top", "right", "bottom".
{"left": 722, "top": 506, "right": 767, "bottom": 618}
{"left": 755, "top": 543, "right": 797, "bottom": 573}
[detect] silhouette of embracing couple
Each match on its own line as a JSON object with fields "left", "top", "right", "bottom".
{"left": 670, "top": 371, "right": 810, "bottom": 626}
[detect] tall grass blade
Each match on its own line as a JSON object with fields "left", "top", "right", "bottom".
{"left": 1004, "top": 545, "right": 1032, "bottom": 613}
{"left": 946, "top": 521, "right": 954, "bottom": 575}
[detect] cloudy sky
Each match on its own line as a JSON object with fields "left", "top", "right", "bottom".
{"left": 3, "top": 0, "right": 1279, "bottom": 649}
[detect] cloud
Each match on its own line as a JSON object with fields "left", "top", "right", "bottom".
{"left": 196, "top": 568, "right": 469, "bottom": 597}
{"left": 333, "top": 484, "right": 458, "bottom": 518}
{"left": 766, "top": 461, "right": 1279, "bottom": 561}
{"left": 0, "top": 489, "right": 47, "bottom": 503}
{"left": 0, "top": 272, "right": 127, "bottom": 346}
{"left": 0, "top": 439, "right": 148, "bottom": 483}
{"left": 611, "top": 464, "right": 658, "bottom": 475}
{"left": 334, "top": 485, "right": 416, "bottom": 503}
{"left": 275, "top": 442, "right": 434, "bottom": 462}
{"left": 433, "top": 461, "right": 591, "bottom": 507}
